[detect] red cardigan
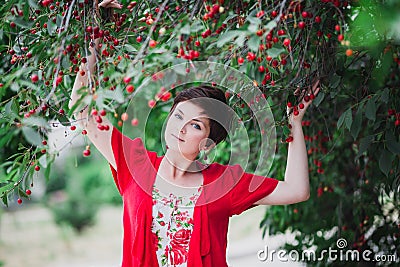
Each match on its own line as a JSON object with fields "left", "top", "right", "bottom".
{"left": 110, "top": 127, "right": 278, "bottom": 267}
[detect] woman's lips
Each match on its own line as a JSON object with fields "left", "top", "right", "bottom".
{"left": 171, "top": 134, "right": 185, "bottom": 142}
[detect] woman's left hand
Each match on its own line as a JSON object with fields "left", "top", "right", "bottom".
{"left": 288, "top": 79, "right": 320, "bottom": 123}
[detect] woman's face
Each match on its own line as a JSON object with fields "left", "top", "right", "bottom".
{"left": 164, "top": 100, "right": 211, "bottom": 160}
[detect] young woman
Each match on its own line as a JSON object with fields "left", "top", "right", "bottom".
{"left": 69, "top": 1, "right": 319, "bottom": 266}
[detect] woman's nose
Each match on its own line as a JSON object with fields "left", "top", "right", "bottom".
{"left": 180, "top": 123, "right": 187, "bottom": 134}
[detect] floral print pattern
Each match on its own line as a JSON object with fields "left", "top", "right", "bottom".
{"left": 151, "top": 184, "right": 202, "bottom": 266}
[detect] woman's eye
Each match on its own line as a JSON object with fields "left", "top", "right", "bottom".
{"left": 174, "top": 113, "right": 183, "bottom": 120}
{"left": 192, "top": 123, "right": 201, "bottom": 130}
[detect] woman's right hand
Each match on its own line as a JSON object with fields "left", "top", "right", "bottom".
{"left": 99, "top": 0, "right": 122, "bottom": 9}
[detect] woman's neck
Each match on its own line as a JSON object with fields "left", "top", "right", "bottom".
{"left": 159, "top": 150, "right": 203, "bottom": 187}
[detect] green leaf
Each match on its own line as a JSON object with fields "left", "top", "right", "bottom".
{"left": 379, "top": 149, "right": 392, "bottom": 177}
{"left": 246, "top": 16, "right": 261, "bottom": 26}
{"left": 39, "top": 154, "right": 48, "bottom": 168}
{"left": 47, "top": 18, "right": 57, "bottom": 35}
{"left": 282, "top": 125, "right": 290, "bottom": 136}
{"left": 4, "top": 99, "right": 19, "bottom": 119}
{"left": 190, "top": 21, "right": 204, "bottom": 32}
{"left": 124, "top": 44, "right": 137, "bottom": 53}
{"left": 223, "top": 13, "right": 238, "bottom": 24}
{"left": 22, "top": 116, "right": 49, "bottom": 129}
{"left": 247, "top": 35, "right": 260, "bottom": 53}
{"left": 356, "top": 135, "right": 374, "bottom": 160}
{"left": 329, "top": 74, "right": 341, "bottom": 89}
{"left": 234, "top": 32, "right": 247, "bottom": 47}
{"left": 385, "top": 131, "right": 400, "bottom": 155}
{"left": 337, "top": 108, "right": 352, "bottom": 129}
{"left": 21, "top": 126, "right": 42, "bottom": 146}
{"left": 264, "top": 20, "right": 277, "bottom": 31}
{"left": 365, "top": 98, "right": 376, "bottom": 121}
{"left": 267, "top": 47, "right": 285, "bottom": 58}
{"left": 350, "top": 107, "right": 362, "bottom": 140}
{"left": 180, "top": 24, "right": 191, "bottom": 35}
{"left": 12, "top": 17, "right": 34, "bottom": 29}
{"left": 216, "top": 30, "right": 243, "bottom": 48}
{"left": 1, "top": 194, "right": 8, "bottom": 207}
{"left": 380, "top": 88, "right": 389, "bottom": 103}
{"left": 313, "top": 91, "right": 325, "bottom": 107}
{"left": 28, "top": 0, "right": 39, "bottom": 9}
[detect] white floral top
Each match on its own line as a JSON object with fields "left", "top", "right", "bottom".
{"left": 151, "top": 178, "right": 202, "bottom": 267}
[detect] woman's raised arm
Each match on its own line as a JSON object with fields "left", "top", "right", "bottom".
{"left": 255, "top": 81, "right": 320, "bottom": 205}
{"left": 68, "top": 0, "right": 122, "bottom": 170}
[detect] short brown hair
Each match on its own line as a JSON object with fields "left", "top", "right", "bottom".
{"left": 170, "top": 85, "right": 233, "bottom": 145}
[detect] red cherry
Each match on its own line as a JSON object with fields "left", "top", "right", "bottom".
{"left": 126, "top": 84, "right": 135, "bottom": 93}
{"left": 42, "top": 140, "right": 47, "bottom": 145}
{"left": 10, "top": 21, "right": 16, "bottom": 28}
{"left": 26, "top": 189, "right": 32, "bottom": 195}
{"left": 301, "top": 11, "right": 308, "bottom": 18}
{"left": 136, "top": 36, "right": 142, "bottom": 42}
{"left": 121, "top": 113, "right": 129, "bottom": 121}
{"left": 287, "top": 102, "right": 293, "bottom": 108}
{"left": 285, "top": 136, "right": 294, "bottom": 143}
{"left": 100, "top": 109, "right": 106, "bottom": 116}
{"left": 293, "top": 110, "right": 299, "bottom": 116}
{"left": 34, "top": 165, "right": 40, "bottom": 171}
{"left": 277, "top": 29, "right": 285, "bottom": 36}
{"left": 246, "top": 52, "right": 256, "bottom": 61}
{"left": 335, "top": 24, "right": 341, "bottom": 32}
{"left": 271, "top": 10, "right": 277, "bottom": 18}
{"left": 31, "top": 74, "right": 39, "bottom": 83}
{"left": 298, "top": 21, "right": 305, "bottom": 29}
{"left": 256, "top": 10, "right": 265, "bottom": 18}
{"left": 131, "top": 118, "right": 139, "bottom": 126}
{"left": 83, "top": 149, "right": 91, "bottom": 157}
{"left": 283, "top": 38, "right": 291, "bottom": 47}
{"left": 238, "top": 57, "right": 244, "bottom": 64}
{"left": 149, "top": 40, "right": 157, "bottom": 48}
{"left": 395, "top": 119, "right": 400, "bottom": 127}
{"left": 70, "top": 125, "right": 76, "bottom": 131}
{"left": 194, "top": 40, "right": 201, "bottom": 47}
{"left": 338, "top": 34, "right": 344, "bottom": 42}
{"left": 17, "top": 198, "right": 23, "bottom": 204}
{"left": 123, "top": 77, "right": 131, "bottom": 84}
{"left": 95, "top": 116, "right": 103, "bottom": 123}
{"left": 56, "top": 76, "right": 63, "bottom": 85}
{"left": 258, "top": 65, "right": 265, "bottom": 72}
{"left": 148, "top": 99, "right": 156, "bottom": 108}
{"left": 299, "top": 103, "right": 305, "bottom": 109}
{"left": 315, "top": 16, "right": 321, "bottom": 23}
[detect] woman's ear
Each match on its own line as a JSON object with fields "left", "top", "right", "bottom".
{"left": 199, "top": 138, "right": 215, "bottom": 152}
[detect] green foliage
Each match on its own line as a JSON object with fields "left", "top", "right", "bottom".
{"left": 46, "top": 149, "right": 121, "bottom": 233}
{"left": 0, "top": 0, "right": 399, "bottom": 265}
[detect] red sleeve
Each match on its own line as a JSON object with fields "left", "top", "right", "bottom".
{"left": 109, "top": 127, "right": 157, "bottom": 195}
{"left": 228, "top": 164, "right": 279, "bottom": 216}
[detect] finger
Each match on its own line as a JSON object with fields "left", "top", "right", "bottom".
{"left": 311, "top": 79, "right": 320, "bottom": 94}
{"left": 99, "top": 0, "right": 113, "bottom": 7}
